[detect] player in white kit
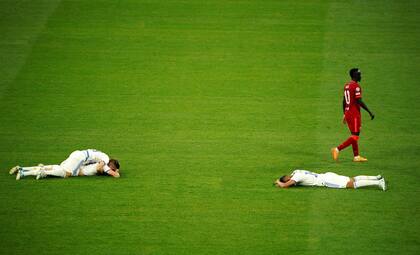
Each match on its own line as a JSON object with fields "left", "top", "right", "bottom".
{"left": 11, "top": 162, "right": 104, "bottom": 180}
{"left": 273, "top": 170, "right": 386, "bottom": 191}
{"left": 9, "top": 149, "right": 120, "bottom": 180}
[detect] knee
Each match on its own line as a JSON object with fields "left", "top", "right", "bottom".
{"left": 346, "top": 179, "right": 355, "bottom": 189}
{"left": 351, "top": 135, "right": 359, "bottom": 141}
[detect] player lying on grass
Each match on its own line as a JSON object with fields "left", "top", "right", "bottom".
{"left": 10, "top": 162, "right": 110, "bottom": 180}
{"left": 273, "top": 170, "right": 386, "bottom": 191}
{"left": 9, "top": 149, "right": 120, "bottom": 180}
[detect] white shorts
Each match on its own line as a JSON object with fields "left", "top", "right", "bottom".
{"left": 59, "top": 150, "right": 87, "bottom": 176}
{"left": 321, "top": 172, "right": 350, "bottom": 189}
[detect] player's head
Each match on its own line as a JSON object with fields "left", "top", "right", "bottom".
{"left": 108, "top": 159, "right": 120, "bottom": 171}
{"left": 279, "top": 175, "right": 291, "bottom": 183}
{"left": 273, "top": 175, "right": 291, "bottom": 187}
{"left": 349, "top": 68, "right": 361, "bottom": 82}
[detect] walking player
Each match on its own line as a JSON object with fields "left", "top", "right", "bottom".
{"left": 332, "top": 68, "right": 375, "bottom": 162}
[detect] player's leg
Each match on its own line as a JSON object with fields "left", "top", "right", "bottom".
{"left": 9, "top": 165, "right": 21, "bottom": 175}
{"left": 16, "top": 168, "right": 40, "bottom": 180}
{"left": 351, "top": 117, "right": 368, "bottom": 162}
{"left": 10, "top": 164, "right": 40, "bottom": 175}
{"left": 10, "top": 163, "right": 55, "bottom": 175}
{"left": 14, "top": 164, "right": 43, "bottom": 180}
{"left": 15, "top": 164, "right": 61, "bottom": 180}
{"left": 333, "top": 135, "right": 358, "bottom": 161}
{"left": 346, "top": 179, "right": 355, "bottom": 188}
{"left": 323, "top": 173, "right": 349, "bottom": 189}
{"left": 36, "top": 165, "right": 70, "bottom": 180}
{"left": 59, "top": 151, "right": 86, "bottom": 176}
{"left": 15, "top": 166, "right": 46, "bottom": 179}
{"left": 332, "top": 114, "right": 355, "bottom": 161}
{"left": 331, "top": 147, "right": 340, "bottom": 161}
{"left": 38, "top": 150, "right": 87, "bottom": 180}
{"left": 351, "top": 177, "right": 386, "bottom": 191}
{"left": 350, "top": 133, "right": 368, "bottom": 162}
{"left": 350, "top": 133, "right": 359, "bottom": 156}
{"left": 353, "top": 175, "right": 382, "bottom": 181}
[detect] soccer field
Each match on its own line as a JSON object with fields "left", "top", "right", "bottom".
{"left": 0, "top": 0, "right": 419, "bottom": 254}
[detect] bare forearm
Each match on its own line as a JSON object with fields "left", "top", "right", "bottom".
{"left": 357, "top": 99, "right": 374, "bottom": 119}
{"left": 108, "top": 170, "right": 120, "bottom": 178}
{"left": 278, "top": 182, "right": 287, "bottom": 188}
{"left": 96, "top": 161, "right": 105, "bottom": 171}
{"left": 275, "top": 180, "right": 296, "bottom": 188}
{"left": 358, "top": 100, "right": 371, "bottom": 114}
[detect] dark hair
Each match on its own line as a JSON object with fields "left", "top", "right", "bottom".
{"left": 349, "top": 68, "right": 360, "bottom": 78}
{"left": 109, "top": 159, "right": 120, "bottom": 170}
{"left": 279, "top": 175, "right": 288, "bottom": 183}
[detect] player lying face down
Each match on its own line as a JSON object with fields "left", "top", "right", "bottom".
{"left": 273, "top": 170, "right": 385, "bottom": 191}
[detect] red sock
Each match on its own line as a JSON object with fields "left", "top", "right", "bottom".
{"left": 337, "top": 136, "right": 354, "bottom": 151}
{"left": 351, "top": 135, "right": 359, "bottom": 156}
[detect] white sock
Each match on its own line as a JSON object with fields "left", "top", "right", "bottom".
{"left": 40, "top": 165, "right": 55, "bottom": 170}
{"left": 22, "top": 170, "right": 40, "bottom": 176}
{"left": 354, "top": 180, "right": 381, "bottom": 189}
{"left": 21, "top": 166, "right": 42, "bottom": 171}
{"left": 354, "top": 175, "right": 380, "bottom": 181}
{"left": 45, "top": 166, "right": 66, "bottom": 178}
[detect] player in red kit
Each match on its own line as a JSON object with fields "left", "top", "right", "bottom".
{"left": 331, "top": 68, "right": 375, "bottom": 162}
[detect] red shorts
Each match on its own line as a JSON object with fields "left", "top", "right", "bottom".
{"left": 345, "top": 113, "right": 361, "bottom": 133}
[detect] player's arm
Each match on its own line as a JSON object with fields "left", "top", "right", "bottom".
{"left": 275, "top": 179, "right": 296, "bottom": 188}
{"left": 94, "top": 152, "right": 110, "bottom": 165}
{"left": 106, "top": 169, "right": 120, "bottom": 178}
{"left": 103, "top": 165, "right": 120, "bottom": 178}
{"left": 96, "top": 161, "right": 120, "bottom": 178}
{"left": 356, "top": 98, "right": 375, "bottom": 120}
{"left": 96, "top": 161, "right": 106, "bottom": 172}
{"left": 104, "top": 164, "right": 120, "bottom": 178}
{"left": 342, "top": 97, "right": 346, "bottom": 124}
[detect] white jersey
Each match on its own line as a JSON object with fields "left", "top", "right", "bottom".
{"left": 290, "top": 170, "right": 324, "bottom": 186}
{"left": 60, "top": 149, "right": 111, "bottom": 176}
{"left": 81, "top": 149, "right": 111, "bottom": 173}
{"left": 291, "top": 170, "right": 350, "bottom": 189}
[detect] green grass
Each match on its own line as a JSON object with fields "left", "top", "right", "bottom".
{"left": 0, "top": 0, "right": 419, "bottom": 254}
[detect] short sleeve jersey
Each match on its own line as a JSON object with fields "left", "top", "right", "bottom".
{"left": 290, "top": 170, "right": 323, "bottom": 186}
{"left": 344, "top": 80, "right": 362, "bottom": 116}
{"left": 83, "top": 149, "right": 111, "bottom": 173}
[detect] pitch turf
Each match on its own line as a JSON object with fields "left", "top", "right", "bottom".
{"left": 0, "top": 1, "right": 419, "bottom": 254}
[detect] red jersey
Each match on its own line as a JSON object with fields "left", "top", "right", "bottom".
{"left": 344, "top": 80, "right": 362, "bottom": 116}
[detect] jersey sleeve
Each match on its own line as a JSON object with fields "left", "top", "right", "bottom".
{"left": 103, "top": 165, "right": 111, "bottom": 173}
{"left": 355, "top": 85, "right": 362, "bottom": 99}
{"left": 291, "top": 173, "right": 303, "bottom": 183}
{"left": 93, "top": 151, "right": 110, "bottom": 164}
{"left": 91, "top": 150, "right": 111, "bottom": 173}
